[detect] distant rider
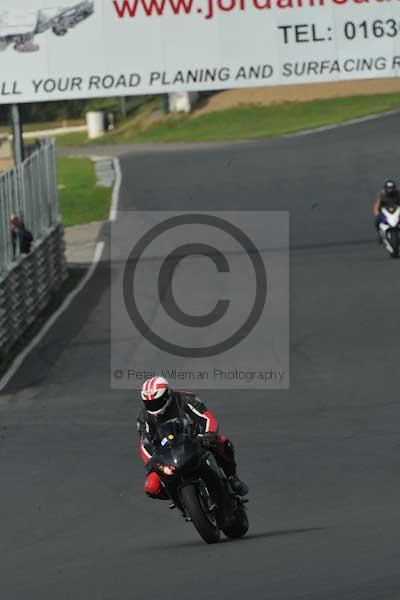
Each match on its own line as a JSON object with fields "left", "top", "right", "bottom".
{"left": 137, "top": 376, "right": 248, "bottom": 499}
{"left": 373, "top": 179, "right": 400, "bottom": 242}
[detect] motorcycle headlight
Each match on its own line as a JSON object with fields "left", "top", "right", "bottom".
{"left": 158, "top": 464, "right": 176, "bottom": 476}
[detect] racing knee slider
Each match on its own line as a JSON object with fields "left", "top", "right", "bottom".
{"left": 144, "top": 472, "right": 162, "bottom": 498}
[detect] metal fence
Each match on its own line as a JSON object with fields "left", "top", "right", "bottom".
{"left": 0, "top": 139, "right": 59, "bottom": 274}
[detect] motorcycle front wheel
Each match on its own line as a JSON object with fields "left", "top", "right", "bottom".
{"left": 180, "top": 484, "right": 220, "bottom": 544}
{"left": 389, "top": 229, "right": 399, "bottom": 258}
{"left": 222, "top": 506, "right": 249, "bottom": 539}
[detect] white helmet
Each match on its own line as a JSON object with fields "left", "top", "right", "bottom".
{"left": 141, "top": 376, "right": 171, "bottom": 416}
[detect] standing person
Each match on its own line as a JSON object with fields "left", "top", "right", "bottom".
{"left": 137, "top": 376, "right": 249, "bottom": 500}
{"left": 373, "top": 180, "right": 400, "bottom": 243}
{"left": 20, "top": 216, "right": 33, "bottom": 255}
{"left": 10, "top": 213, "right": 33, "bottom": 258}
{"left": 10, "top": 214, "right": 22, "bottom": 258}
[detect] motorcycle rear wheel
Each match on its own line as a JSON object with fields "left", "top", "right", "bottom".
{"left": 181, "top": 484, "right": 220, "bottom": 544}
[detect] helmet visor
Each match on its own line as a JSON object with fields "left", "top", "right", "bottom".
{"left": 143, "top": 392, "right": 169, "bottom": 414}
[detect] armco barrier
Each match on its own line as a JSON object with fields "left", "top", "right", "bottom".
{"left": 0, "top": 222, "right": 67, "bottom": 355}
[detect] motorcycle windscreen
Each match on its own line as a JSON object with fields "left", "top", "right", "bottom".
{"left": 156, "top": 418, "right": 195, "bottom": 443}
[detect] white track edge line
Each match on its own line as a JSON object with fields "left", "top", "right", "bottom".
{"left": 0, "top": 157, "right": 122, "bottom": 392}
{"left": 0, "top": 241, "right": 105, "bottom": 392}
{"left": 109, "top": 158, "right": 122, "bottom": 222}
{"left": 281, "top": 108, "right": 400, "bottom": 140}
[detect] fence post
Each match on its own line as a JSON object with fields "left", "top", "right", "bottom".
{"left": 10, "top": 104, "right": 24, "bottom": 166}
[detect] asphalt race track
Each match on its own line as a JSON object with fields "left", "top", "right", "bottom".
{"left": 2, "top": 113, "right": 400, "bottom": 599}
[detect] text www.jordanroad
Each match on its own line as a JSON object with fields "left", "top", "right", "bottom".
{"left": 113, "top": 0, "right": 400, "bottom": 20}
{"left": 114, "top": 0, "right": 196, "bottom": 16}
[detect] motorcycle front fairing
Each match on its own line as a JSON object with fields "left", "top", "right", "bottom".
{"left": 379, "top": 207, "right": 400, "bottom": 252}
{"left": 148, "top": 434, "right": 204, "bottom": 511}
{"left": 156, "top": 436, "right": 203, "bottom": 473}
{"left": 153, "top": 441, "right": 235, "bottom": 523}
{"left": 379, "top": 206, "right": 400, "bottom": 229}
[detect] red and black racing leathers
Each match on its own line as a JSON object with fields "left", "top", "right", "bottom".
{"left": 137, "top": 390, "right": 237, "bottom": 498}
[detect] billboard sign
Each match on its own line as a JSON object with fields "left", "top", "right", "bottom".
{"left": 1, "top": 0, "right": 400, "bottom": 103}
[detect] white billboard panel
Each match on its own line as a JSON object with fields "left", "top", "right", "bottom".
{"left": 0, "top": 0, "right": 400, "bottom": 103}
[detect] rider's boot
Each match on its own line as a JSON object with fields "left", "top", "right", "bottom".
{"left": 228, "top": 474, "right": 249, "bottom": 497}
{"left": 216, "top": 437, "right": 249, "bottom": 496}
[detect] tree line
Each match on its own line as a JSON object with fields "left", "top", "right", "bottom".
{"left": 0, "top": 96, "right": 148, "bottom": 125}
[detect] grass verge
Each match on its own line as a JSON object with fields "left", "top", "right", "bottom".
{"left": 131, "top": 92, "right": 400, "bottom": 143}
{"left": 56, "top": 97, "right": 162, "bottom": 146}
{"left": 56, "top": 91, "right": 400, "bottom": 146}
{"left": 57, "top": 156, "right": 111, "bottom": 227}
{"left": 55, "top": 131, "right": 89, "bottom": 146}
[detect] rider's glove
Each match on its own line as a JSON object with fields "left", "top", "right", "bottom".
{"left": 198, "top": 432, "right": 218, "bottom": 448}
{"left": 145, "top": 457, "right": 158, "bottom": 473}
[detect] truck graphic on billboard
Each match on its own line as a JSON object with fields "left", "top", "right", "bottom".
{"left": 0, "top": 0, "right": 94, "bottom": 53}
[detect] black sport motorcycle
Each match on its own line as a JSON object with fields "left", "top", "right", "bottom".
{"left": 146, "top": 417, "right": 249, "bottom": 544}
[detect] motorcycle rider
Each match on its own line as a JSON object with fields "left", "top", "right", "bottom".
{"left": 373, "top": 180, "right": 400, "bottom": 243}
{"left": 137, "top": 376, "right": 249, "bottom": 499}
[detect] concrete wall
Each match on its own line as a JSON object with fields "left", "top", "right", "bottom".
{"left": 0, "top": 223, "right": 67, "bottom": 355}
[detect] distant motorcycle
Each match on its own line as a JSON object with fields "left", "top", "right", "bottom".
{"left": 379, "top": 204, "right": 400, "bottom": 258}
{"left": 146, "top": 417, "right": 249, "bottom": 544}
